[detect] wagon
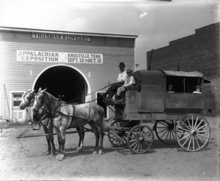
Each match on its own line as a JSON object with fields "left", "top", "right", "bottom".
{"left": 103, "top": 69, "right": 211, "bottom": 153}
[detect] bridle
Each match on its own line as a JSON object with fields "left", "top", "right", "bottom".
{"left": 32, "top": 91, "right": 50, "bottom": 120}
{"left": 33, "top": 91, "right": 63, "bottom": 121}
{"left": 21, "top": 90, "right": 35, "bottom": 107}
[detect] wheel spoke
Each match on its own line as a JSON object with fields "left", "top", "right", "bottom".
{"left": 178, "top": 133, "right": 190, "bottom": 142}
{"left": 187, "top": 137, "right": 192, "bottom": 150}
{"left": 171, "top": 131, "right": 176, "bottom": 140}
{"left": 194, "top": 116, "right": 199, "bottom": 129}
{"left": 158, "top": 121, "right": 169, "bottom": 127}
{"left": 136, "top": 143, "right": 140, "bottom": 152}
{"left": 177, "top": 126, "right": 190, "bottom": 133}
{"left": 186, "top": 117, "right": 192, "bottom": 129}
{"left": 196, "top": 133, "right": 209, "bottom": 140}
{"left": 198, "top": 129, "right": 209, "bottom": 133}
{"left": 192, "top": 137, "right": 195, "bottom": 151}
{"left": 195, "top": 136, "right": 201, "bottom": 149}
{"left": 181, "top": 136, "right": 190, "bottom": 147}
{"left": 196, "top": 124, "right": 207, "bottom": 131}
{"left": 132, "top": 141, "right": 139, "bottom": 151}
{"left": 195, "top": 135, "right": 205, "bottom": 144}
{"left": 143, "top": 140, "right": 152, "bottom": 147}
{"left": 180, "top": 121, "right": 191, "bottom": 131}
{"left": 157, "top": 128, "right": 168, "bottom": 134}
{"left": 165, "top": 130, "right": 170, "bottom": 140}
{"left": 195, "top": 119, "right": 204, "bottom": 129}
{"left": 160, "top": 129, "right": 169, "bottom": 139}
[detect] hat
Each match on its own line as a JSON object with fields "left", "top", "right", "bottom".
{"left": 126, "top": 69, "right": 133, "bottom": 73}
{"left": 118, "top": 62, "right": 126, "bottom": 67}
{"left": 195, "top": 85, "right": 201, "bottom": 88}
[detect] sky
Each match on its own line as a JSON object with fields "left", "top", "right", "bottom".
{"left": 0, "top": 0, "right": 219, "bottom": 70}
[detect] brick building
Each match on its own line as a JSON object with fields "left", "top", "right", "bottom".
{"left": 147, "top": 22, "right": 220, "bottom": 116}
{"left": 0, "top": 27, "right": 137, "bottom": 121}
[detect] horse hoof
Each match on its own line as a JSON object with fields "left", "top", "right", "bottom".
{"left": 76, "top": 147, "right": 83, "bottom": 153}
{"left": 44, "top": 151, "right": 51, "bottom": 155}
{"left": 98, "top": 150, "right": 103, "bottom": 155}
{"left": 92, "top": 151, "right": 98, "bottom": 155}
{"left": 51, "top": 152, "right": 56, "bottom": 156}
{"left": 58, "top": 155, "right": 64, "bottom": 161}
{"left": 56, "top": 154, "right": 60, "bottom": 159}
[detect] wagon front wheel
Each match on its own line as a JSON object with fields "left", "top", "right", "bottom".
{"left": 127, "top": 125, "right": 154, "bottom": 154}
{"left": 108, "top": 120, "right": 127, "bottom": 147}
{"left": 176, "top": 114, "right": 211, "bottom": 152}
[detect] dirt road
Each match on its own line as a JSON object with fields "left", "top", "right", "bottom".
{"left": 0, "top": 117, "right": 219, "bottom": 181}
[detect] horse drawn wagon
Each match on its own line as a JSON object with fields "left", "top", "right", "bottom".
{"left": 16, "top": 69, "right": 211, "bottom": 160}
{"left": 103, "top": 69, "right": 211, "bottom": 153}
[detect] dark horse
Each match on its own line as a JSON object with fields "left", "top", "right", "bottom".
{"left": 19, "top": 89, "right": 85, "bottom": 156}
{"left": 32, "top": 88, "right": 105, "bottom": 161}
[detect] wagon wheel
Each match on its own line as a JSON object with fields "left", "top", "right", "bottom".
{"left": 155, "top": 120, "right": 176, "bottom": 144}
{"left": 108, "top": 120, "right": 128, "bottom": 147}
{"left": 127, "top": 125, "right": 154, "bottom": 154}
{"left": 176, "top": 114, "right": 211, "bottom": 152}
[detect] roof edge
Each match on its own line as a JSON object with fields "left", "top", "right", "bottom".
{"left": 0, "top": 26, "right": 138, "bottom": 39}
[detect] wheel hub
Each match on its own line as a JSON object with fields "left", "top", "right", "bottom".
{"left": 190, "top": 129, "right": 197, "bottom": 136}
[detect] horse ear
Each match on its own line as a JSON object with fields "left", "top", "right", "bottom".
{"left": 42, "top": 88, "right": 47, "bottom": 93}
{"left": 38, "top": 87, "right": 42, "bottom": 92}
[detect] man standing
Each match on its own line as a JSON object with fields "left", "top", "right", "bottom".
{"left": 103, "top": 62, "right": 127, "bottom": 99}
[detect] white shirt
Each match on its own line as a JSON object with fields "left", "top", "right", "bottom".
{"left": 193, "top": 91, "right": 202, "bottom": 94}
{"left": 117, "top": 71, "right": 127, "bottom": 82}
{"left": 123, "top": 75, "right": 135, "bottom": 87}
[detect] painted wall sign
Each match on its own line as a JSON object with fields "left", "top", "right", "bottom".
{"left": 32, "top": 32, "right": 91, "bottom": 42}
{"left": 17, "top": 50, "right": 103, "bottom": 64}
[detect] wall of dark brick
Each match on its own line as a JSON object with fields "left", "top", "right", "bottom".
{"left": 147, "top": 22, "right": 220, "bottom": 116}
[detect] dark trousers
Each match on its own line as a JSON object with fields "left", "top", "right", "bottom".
{"left": 105, "top": 82, "right": 124, "bottom": 98}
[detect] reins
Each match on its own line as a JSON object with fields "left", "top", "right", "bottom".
{"left": 65, "top": 83, "right": 113, "bottom": 103}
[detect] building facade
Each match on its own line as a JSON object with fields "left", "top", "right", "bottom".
{"left": 147, "top": 22, "right": 220, "bottom": 116}
{"left": 0, "top": 27, "right": 137, "bottom": 121}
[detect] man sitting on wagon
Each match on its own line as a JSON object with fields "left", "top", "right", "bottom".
{"left": 103, "top": 62, "right": 127, "bottom": 99}
{"left": 116, "top": 68, "right": 135, "bottom": 103}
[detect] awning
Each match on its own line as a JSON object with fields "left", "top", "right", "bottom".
{"left": 160, "top": 70, "right": 204, "bottom": 77}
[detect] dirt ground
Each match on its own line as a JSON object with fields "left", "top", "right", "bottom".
{"left": 0, "top": 117, "right": 219, "bottom": 181}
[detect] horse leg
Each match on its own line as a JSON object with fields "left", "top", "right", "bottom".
{"left": 88, "top": 121, "right": 99, "bottom": 154}
{"left": 48, "top": 122, "right": 56, "bottom": 156}
{"left": 76, "top": 126, "right": 85, "bottom": 152}
{"left": 54, "top": 127, "right": 62, "bottom": 160}
{"left": 58, "top": 126, "right": 67, "bottom": 161}
{"left": 98, "top": 129, "right": 105, "bottom": 155}
{"left": 42, "top": 123, "right": 51, "bottom": 155}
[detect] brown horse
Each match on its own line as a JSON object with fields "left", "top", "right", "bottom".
{"left": 19, "top": 89, "right": 85, "bottom": 156}
{"left": 32, "top": 88, "right": 105, "bottom": 161}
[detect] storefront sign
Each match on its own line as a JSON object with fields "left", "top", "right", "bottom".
{"left": 17, "top": 50, "right": 103, "bottom": 64}
{"left": 32, "top": 33, "right": 91, "bottom": 42}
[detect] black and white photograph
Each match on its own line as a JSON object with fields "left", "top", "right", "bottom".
{"left": 0, "top": 0, "right": 219, "bottom": 180}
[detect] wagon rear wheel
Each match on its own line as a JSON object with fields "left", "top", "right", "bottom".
{"left": 176, "top": 114, "right": 211, "bottom": 152}
{"left": 155, "top": 120, "right": 176, "bottom": 144}
{"left": 108, "top": 120, "right": 127, "bottom": 147}
{"left": 127, "top": 125, "right": 154, "bottom": 154}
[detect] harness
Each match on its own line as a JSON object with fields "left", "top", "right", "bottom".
{"left": 34, "top": 94, "right": 90, "bottom": 130}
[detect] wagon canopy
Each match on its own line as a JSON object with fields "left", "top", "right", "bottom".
{"left": 160, "top": 70, "right": 211, "bottom": 83}
{"left": 160, "top": 70, "right": 203, "bottom": 77}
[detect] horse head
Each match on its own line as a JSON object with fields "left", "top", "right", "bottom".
{"left": 19, "top": 89, "right": 36, "bottom": 110}
{"left": 32, "top": 88, "right": 48, "bottom": 121}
